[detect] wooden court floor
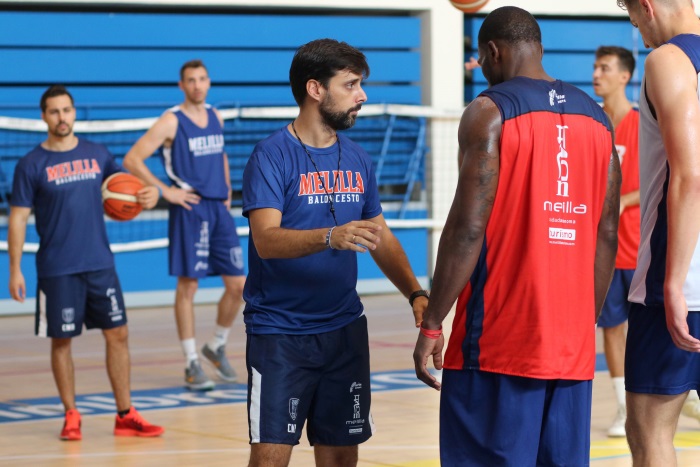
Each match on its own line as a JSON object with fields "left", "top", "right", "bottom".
{"left": 2, "top": 293, "right": 700, "bottom": 466}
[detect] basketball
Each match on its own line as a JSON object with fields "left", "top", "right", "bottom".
{"left": 101, "top": 172, "right": 144, "bottom": 221}
{"left": 450, "top": 0, "right": 490, "bottom": 13}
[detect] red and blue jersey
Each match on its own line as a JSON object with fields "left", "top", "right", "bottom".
{"left": 242, "top": 127, "right": 382, "bottom": 335}
{"left": 444, "top": 77, "right": 613, "bottom": 380}
{"left": 11, "top": 139, "right": 122, "bottom": 278}
{"left": 164, "top": 105, "right": 228, "bottom": 200}
{"left": 614, "top": 108, "right": 640, "bottom": 270}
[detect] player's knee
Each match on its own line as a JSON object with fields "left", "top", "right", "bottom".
{"left": 103, "top": 324, "right": 129, "bottom": 344}
{"left": 177, "top": 278, "right": 199, "bottom": 299}
{"left": 224, "top": 277, "right": 245, "bottom": 298}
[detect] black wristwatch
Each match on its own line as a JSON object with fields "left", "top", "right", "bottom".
{"left": 409, "top": 289, "right": 430, "bottom": 307}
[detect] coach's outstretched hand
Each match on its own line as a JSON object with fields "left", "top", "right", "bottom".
{"left": 413, "top": 332, "right": 444, "bottom": 390}
{"left": 330, "top": 220, "right": 382, "bottom": 253}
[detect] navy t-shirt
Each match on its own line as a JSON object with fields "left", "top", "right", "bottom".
{"left": 242, "top": 127, "right": 382, "bottom": 335}
{"left": 11, "top": 139, "right": 121, "bottom": 278}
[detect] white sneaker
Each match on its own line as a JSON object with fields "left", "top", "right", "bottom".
{"left": 607, "top": 407, "right": 626, "bottom": 438}
{"left": 681, "top": 399, "right": 700, "bottom": 423}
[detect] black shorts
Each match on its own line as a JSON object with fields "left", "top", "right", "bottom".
{"left": 246, "top": 315, "right": 373, "bottom": 446}
{"left": 35, "top": 268, "right": 127, "bottom": 338}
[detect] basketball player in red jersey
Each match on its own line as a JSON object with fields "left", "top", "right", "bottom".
{"left": 593, "top": 45, "right": 640, "bottom": 438}
{"left": 413, "top": 7, "right": 620, "bottom": 465}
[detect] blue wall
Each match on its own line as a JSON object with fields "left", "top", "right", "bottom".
{"left": 465, "top": 16, "right": 647, "bottom": 103}
{"left": 0, "top": 11, "right": 422, "bottom": 119}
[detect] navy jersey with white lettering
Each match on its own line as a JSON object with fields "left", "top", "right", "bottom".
{"left": 11, "top": 139, "right": 121, "bottom": 278}
{"left": 164, "top": 105, "right": 228, "bottom": 200}
{"left": 242, "top": 126, "right": 382, "bottom": 335}
{"left": 630, "top": 34, "right": 700, "bottom": 309}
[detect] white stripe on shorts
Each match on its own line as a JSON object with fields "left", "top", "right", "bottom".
{"left": 250, "top": 366, "right": 262, "bottom": 443}
{"left": 37, "top": 288, "right": 47, "bottom": 337}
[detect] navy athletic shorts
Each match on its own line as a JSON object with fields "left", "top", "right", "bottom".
{"left": 440, "top": 369, "right": 592, "bottom": 466}
{"left": 598, "top": 268, "right": 634, "bottom": 328}
{"left": 169, "top": 199, "right": 244, "bottom": 278}
{"left": 626, "top": 303, "right": 700, "bottom": 395}
{"left": 246, "top": 315, "right": 374, "bottom": 446}
{"left": 35, "top": 267, "right": 127, "bottom": 338}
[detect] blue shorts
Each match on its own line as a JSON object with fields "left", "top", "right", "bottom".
{"left": 246, "top": 316, "right": 373, "bottom": 446}
{"left": 35, "top": 268, "right": 127, "bottom": 338}
{"left": 598, "top": 268, "right": 634, "bottom": 328}
{"left": 441, "top": 369, "right": 592, "bottom": 466}
{"left": 625, "top": 303, "right": 700, "bottom": 395}
{"left": 169, "top": 199, "right": 244, "bottom": 278}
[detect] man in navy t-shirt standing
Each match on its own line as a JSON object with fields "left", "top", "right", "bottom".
{"left": 124, "top": 60, "right": 246, "bottom": 391}
{"left": 242, "top": 39, "right": 428, "bottom": 466}
{"left": 8, "top": 85, "right": 164, "bottom": 441}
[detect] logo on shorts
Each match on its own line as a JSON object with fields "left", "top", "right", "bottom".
{"left": 353, "top": 394, "right": 361, "bottom": 420}
{"left": 230, "top": 246, "right": 244, "bottom": 270}
{"left": 350, "top": 382, "right": 362, "bottom": 393}
{"left": 195, "top": 221, "right": 210, "bottom": 260}
{"left": 287, "top": 424, "right": 296, "bottom": 433}
{"left": 106, "top": 288, "right": 123, "bottom": 316}
{"left": 62, "top": 307, "right": 75, "bottom": 323}
{"left": 289, "top": 398, "right": 299, "bottom": 421}
{"left": 194, "top": 261, "right": 209, "bottom": 271}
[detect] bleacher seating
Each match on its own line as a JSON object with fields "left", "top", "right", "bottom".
{"left": 0, "top": 110, "right": 427, "bottom": 218}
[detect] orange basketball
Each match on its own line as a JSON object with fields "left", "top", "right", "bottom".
{"left": 450, "top": 0, "right": 490, "bottom": 13}
{"left": 101, "top": 173, "right": 144, "bottom": 221}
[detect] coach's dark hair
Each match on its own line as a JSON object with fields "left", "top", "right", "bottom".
{"left": 40, "top": 85, "right": 74, "bottom": 112}
{"left": 478, "top": 6, "right": 542, "bottom": 47}
{"left": 596, "top": 46, "right": 636, "bottom": 76}
{"left": 180, "top": 59, "right": 208, "bottom": 80}
{"left": 289, "top": 38, "right": 370, "bottom": 106}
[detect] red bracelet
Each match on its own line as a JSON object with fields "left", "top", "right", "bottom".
{"left": 420, "top": 325, "right": 443, "bottom": 339}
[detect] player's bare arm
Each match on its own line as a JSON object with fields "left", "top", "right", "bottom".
{"left": 594, "top": 142, "right": 621, "bottom": 321}
{"left": 7, "top": 206, "right": 31, "bottom": 302}
{"left": 647, "top": 44, "right": 700, "bottom": 351}
{"left": 123, "top": 112, "right": 201, "bottom": 210}
{"left": 413, "top": 97, "right": 501, "bottom": 390}
{"left": 249, "top": 208, "right": 382, "bottom": 259}
{"left": 367, "top": 213, "right": 427, "bottom": 327}
{"left": 211, "top": 108, "right": 233, "bottom": 209}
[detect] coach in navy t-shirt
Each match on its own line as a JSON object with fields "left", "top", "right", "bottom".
{"left": 241, "top": 39, "right": 428, "bottom": 466}
{"left": 8, "top": 85, "right": 163, "bottom": 441}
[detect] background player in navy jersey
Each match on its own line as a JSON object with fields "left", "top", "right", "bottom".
{"left": 242, "top": 38, "right": 428, "bottom": 466}
{"left": 413, "top": 7, "right": 620, "bottom": 465}
{"left": 617, "top": 1, "right": 700, "bottom": 465}
{"left": 123, "top": 60, "right": 245, "bottom": 391}
{"left": 7, "top": 85, "right": 164, "bottom": 441}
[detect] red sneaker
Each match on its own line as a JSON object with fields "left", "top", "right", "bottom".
{"left": 114, "top": 407, "right": 164, "bottom": 437}
{"left": 60, "top": 409, "right": 82, "bottom": 441}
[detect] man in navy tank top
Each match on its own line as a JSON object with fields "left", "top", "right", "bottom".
{"left": 242, "top": 39, "right": 428, "bottom": 466}
{"left": 8, "top": 85, "right": 164, "bottom": 440}
{"left": 618, "top": 1, "right": 700, "bottom": 465}
{"left": 124, "top": 60, "right": 246, "bottom": 391}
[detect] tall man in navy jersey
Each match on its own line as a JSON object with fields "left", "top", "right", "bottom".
{"left": 242, "top": 39, "right": 428, "bottom": 466}
{"left": 617, "top": 1, "right": 700, "bottom": 465}
{"left": 124, "top": 60, "right": 245, "bottom": 391}
{"left": 8, "top": 85, "right": 164, "bottom": 440}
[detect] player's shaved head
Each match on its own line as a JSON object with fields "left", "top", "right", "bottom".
{"left": 478, "top": 6, "right": 541, "bottom": 48}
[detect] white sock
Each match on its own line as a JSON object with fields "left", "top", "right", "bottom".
{"left": 612, "top": 376, "right": 626, "bottom": 409}
{"left": 207, "top": 325, "right": 231, "bottom": 351}
{"left": 181, "top": 338, "right": 198, "bottom": 365}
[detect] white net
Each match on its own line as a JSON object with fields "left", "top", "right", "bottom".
{"left": 0, "top": 104, "right": 463, "bottom": 253}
